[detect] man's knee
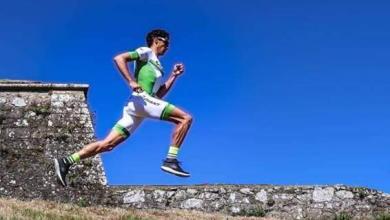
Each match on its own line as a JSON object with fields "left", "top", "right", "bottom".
{"left": 182, "top": 114, "right": 193, "bottom": 125}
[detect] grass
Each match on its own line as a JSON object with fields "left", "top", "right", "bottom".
{"left": 234, "top": 207, "right": 266, "bottom": 217}
{"left": 0, "top": 197, "right": 274, "bottom": 220}
{"left": 334, "top": 212, "right": 352, "bottom": 220}
{"left": 376, "top": 213, "right": 390, "bottom": 220}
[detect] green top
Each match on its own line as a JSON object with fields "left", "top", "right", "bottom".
{"left": 129, "top": 47, "right": 164, "bottom": 96}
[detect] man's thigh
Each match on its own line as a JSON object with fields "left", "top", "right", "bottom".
{"left": 112, "top": 108, "right": 144, "bottom": 139}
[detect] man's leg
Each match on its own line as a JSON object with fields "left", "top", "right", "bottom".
{"left": 131, "top": 92, "right": 193, "bottom": 177}
{"left": 160, "top": 105, "right": 193, "bottom": 177}
{"left": 163, "top": 106, "right": 193, "bottom": 156}
{"left": 54, "top": 107, "right": 143, "bottom": 187}
{"left": 77, "top": 130, "right": 126, "bottom": 160}
{"left": 54, "top": 131, "right": 126, "bottom": 187}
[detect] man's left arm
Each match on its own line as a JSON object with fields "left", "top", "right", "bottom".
{"left": 156, "top": 63, "right": 184, "bottom": 98}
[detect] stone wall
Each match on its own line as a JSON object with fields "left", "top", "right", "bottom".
{"left": 0, "top": 80, "right": 108, "bottom": 204}
{"left": 1, "top": 80, "right": 389, "bottom": 219}
{"left": 109, "top": 184, "right": 390, "bottom": 219}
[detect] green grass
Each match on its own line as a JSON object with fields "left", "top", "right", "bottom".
{"left": 0, "top": 197, "right": 272, "bottom": 220}
{"left": 333, "top": 212, "right": 352, "bottom": 220}
{"left": 234, "top": 206, "right": 267, "bottom": 217}
{"left": 0, "top": 202, "right": 150, "bottom": 220}
{"left": 119, "top": 215, "right": 152, "bottom": 220}
{"left": 1, "top": 208, "right": 150, "bottom": 220}
{"left": 376, "top": 213, "right": 390, "bottom": 220}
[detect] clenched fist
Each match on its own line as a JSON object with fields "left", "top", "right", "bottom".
{"left": 172, "top": 63, "right": 185, "bottom": 76}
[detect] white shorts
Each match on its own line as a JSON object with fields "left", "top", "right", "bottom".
{"left": 112, "top": 91, "right": 175, "bottom": 138}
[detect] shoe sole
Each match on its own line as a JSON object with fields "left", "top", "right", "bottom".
{"left": 54, "top": 159, "right": 67, "bottom": 187}
{"left": 161, "top": 166, "right": 190, "bottom": 177}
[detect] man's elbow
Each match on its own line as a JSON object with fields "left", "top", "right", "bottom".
{"left": 114, "top": 52, "right": 131, "bottom": 63}
{"left": 113, "top": 54, "right": 123, "bottom": 63}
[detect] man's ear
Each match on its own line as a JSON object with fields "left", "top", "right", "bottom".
{"left": 152, "top": 38, "right": 158, "bottom": 46}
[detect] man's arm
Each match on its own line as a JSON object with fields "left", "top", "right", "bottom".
{"left": 113, "top": 52, "right": 141, "bottom": 92}
{"left": 156, "top": 63, "right": 184, "bottom": 98}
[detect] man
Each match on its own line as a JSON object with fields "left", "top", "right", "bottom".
{"left": 54, "top": 29, "right": 193, "bottom": 187}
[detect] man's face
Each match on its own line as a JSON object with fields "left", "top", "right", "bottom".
{"left": 155, "top": 37, "right": 169, "bottom": 56}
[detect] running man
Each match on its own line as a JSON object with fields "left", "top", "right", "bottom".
{"left": 54, "top": 29, "right": 193, "bottom": 187}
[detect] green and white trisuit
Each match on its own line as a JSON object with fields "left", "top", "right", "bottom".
{"left": 113, "top": 47, "right": 175, "bottom": 138}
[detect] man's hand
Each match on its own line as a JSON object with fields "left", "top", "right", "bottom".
{"left": 156, "top": 63, "right": 184, "bottom": 98}
{"left": 129, "top": 81, "right": 143, "bottom": 93}
{"left": 172, "top": 63, "right": 185, "bottom": 76}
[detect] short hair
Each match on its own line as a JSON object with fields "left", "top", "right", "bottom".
{"left": 146, "top": 29, "right": 170, "bottom": 47}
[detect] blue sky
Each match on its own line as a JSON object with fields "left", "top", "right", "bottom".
{"left": 1, "top": 0, "right": 389, "bottom": 193}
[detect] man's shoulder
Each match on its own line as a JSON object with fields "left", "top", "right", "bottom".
{"left": 135, "top": 46, "right": 152, "bottom": 53}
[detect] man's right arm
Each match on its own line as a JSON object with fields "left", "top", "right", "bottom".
{"left": 113, "top": 52, "right": 141, "bottom": 92}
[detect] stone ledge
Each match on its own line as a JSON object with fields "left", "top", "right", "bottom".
{"left": 0, "top": 80, "right": 89, "bottom": 93}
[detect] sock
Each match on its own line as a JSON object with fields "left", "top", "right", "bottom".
{"left": 167, "top": 145, "right": 180, "bottom": 159}
{"left": 64, "top": 153, "right": 81, "bottom": 165}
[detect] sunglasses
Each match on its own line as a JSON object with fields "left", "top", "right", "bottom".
{"left": 157, "top": 37, "right": 169, "bottom": 47}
